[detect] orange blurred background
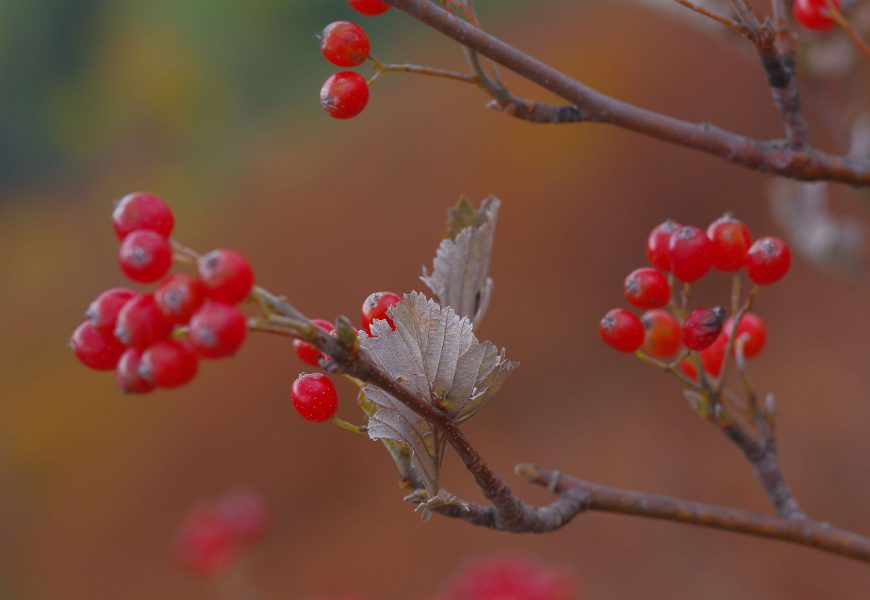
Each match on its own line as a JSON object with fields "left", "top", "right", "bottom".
{"left": 2, "top": 1, "right": 870, "bottom": 598}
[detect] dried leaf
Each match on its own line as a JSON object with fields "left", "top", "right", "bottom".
{"left": 422, "top": 197, "right": 500, "bottom": 328}
{"left": 361, "top": 292, "right": 516, "bottom": 496}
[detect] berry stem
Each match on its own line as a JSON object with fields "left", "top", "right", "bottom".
{"left": 826, "top": 1, "right": 870, "bottom": 59}
{"left": 673, "top": 0, "right": 747, "bottom": 35}
{"left": 634, "top": 349, "right": 699, "bottom": 388}
{"left": 170, "top": 239, "right": 201, "bottom": 264}
{"left": 332, "top": 417, "right": 369, "bottom": 434}
{"left": 368, "top": 57, "right": 480, "bottom": 85}
{"left": 715, "top": 284, "right": 759, "bottom": 394}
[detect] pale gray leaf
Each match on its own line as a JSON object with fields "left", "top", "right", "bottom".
{"left": 421, "top": 196, "right": 500, "bottom": 328}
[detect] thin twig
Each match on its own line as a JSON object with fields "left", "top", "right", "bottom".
{"left": 828, "top": 1, "right": 870, "bottom": 59}
{"left": 673, "top": 0, "right": 747, "bottom": 34}
{"left": 369, "top": 58, "right": 480, "bottom": 84}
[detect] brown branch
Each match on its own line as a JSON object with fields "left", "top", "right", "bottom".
{"left": 518, "top": 464, "right": 870, "bottom": 563}
{"left": 673, "top": 0, "right": 748, "bottom": 35}
{"left": 382, "top": 0, "right": 870, "bottom": 186}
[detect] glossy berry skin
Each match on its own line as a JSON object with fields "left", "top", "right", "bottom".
{"left": 700, "top": 334, "right": 727, "bottom": 378}
{"left": 624, "top": 267, "right": 671, "bottom": 309}
{"left": 641, "top": 309, "right": 681, "bottom": 358}
{"left": 794, "top": 0, "right": 840, "bottom": 31}
{"left": 682, "top": 306, "right": 726, "bottom": 351}
{"left": 114, "top": 294, "right": 172, "bottom": 349}
{"left": 175, "top": 505, "right": 238, "bottom": 577}
{"left": 361, "top": 291, "right": 402, "bottom": 335}
{"left": 119, "top": 229, "right": 173, "bottom": 283}
{"left": 437, "top": 556, "right": 577, "bottom": 600}
{"left": 646, "top": 220, "right": 681, "bottom": 271}
{"left": 599, "top": 308, "right": 645, "bottom": 353}
{"left": 112, "top": 192, "right": 174, "bottom": 240}
{"left": 349, "top": 0, "right": 390, "bottom": 16}
{"left": 216, "top": 490, "right": 269, "bottom": 546}
{"left": 669, "top": 226, "right": 714, "bottom": 283}
{"left": 291, "top": 373, "right": 339, "bottom": 423}
{"left": 198, "top": 249, "right": 254, "bottom": 304}
{"left": 116, "top": 348, "right": 155, "bottom": 394}
{"left": 155, "top": 274, "right": 207, "bottom": 325}
{"left": 70, "top": 321, "right": 126, "bottom": 371}
{"left": 707, "top": 214, "right": 752, "bottom": 272}
{"left": 294, "top": 319, "right": 335, "bottom": 366}
{"left": 321, "top": 71, "right": 370, "bottom": 119}
{"left": 140, "top": 339, "right": 199, "bottom": 388}
{"left": 320, "top": 21, "right": 371, "bottom": 67}
{"left": 746, "top": 237, "right": 791, "bottom": 285}
{"left": 86, "top": 287, "right": 137, "bottom": 336}
{"left": 725, "top": 312, "right": 767, "bottom": 358}
{"left": 189, "top": 302, "right": 248, "bottom": 359}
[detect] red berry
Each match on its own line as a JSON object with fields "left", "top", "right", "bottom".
{"left": 291, "top": 373, "right": 339, "bottom": 422}
{"left": 646, "top": 220, "right": 681, "bottom": 271}
{"left": 794, "top": 0, "right": 840, "bottom": 31}
{"left": 746, "top": 237, "right": 791, "bottom": 285}
{"left": 119, "top": 229, "right": 173, "bottom": 283}
{"left": 640, "top": 309, "right": 681, "bottom": 358}
{"left": 321, "top": 71, "right": 370, "bottom": 119}
{"left": 86, "top": 287, "right": 137, "bottom": 336}
{"left": 361, "top": 291, "right": 402, "bottom": 335}
{"left": 70, "top": 321, "right": 125, "bottom": 371}
{"left": 437, "top": 556, "right": 577, "bottom": 600}
{"left": 175, "top": 505, "right": 238, "bottom": 577}
{"left": 724, "top": 312, "right": 767, "bottom": 358}
{"left": 189, "top": 302, "right": 248, "bottom": 359}
{"left": 116, "top": 348, "right": 155, "bottom": 394}
{"left": 669, "top": 226, "right": 714, "bottom": 282}
{"left": 706, "top": 214, "right": 752, "bottom": 272}
{"left": 140, "top": 339, "right": 199, "bottom": 388}
{"left": 320, "top": 21, "right": 371, "bottom": 67}
{"left": 155, "top": 274, "right": 207, "bottom": 325}
{"left": 294, "top": 319, "right": 335, "bottom": 366}
{"left": 624, "top": 267, "right": 671, "bottom": 309}
{"left": 112, "top": 192, "right": 174, "bottom": 240}
{"left": 198, "top": 249, "right": 255, "bottom": 304}
{"left": 680, "top": 359, "right": 698, "bottom": 381}
{"left": 216, "top": 490, "right": 269, "bottom": 546}
{"left": 115, "top": 294, "right": 172, "bottom": 349}
{"left": 599, "top": 308, "right": 645, "bottom": 353}
{"left": 682, "top": 306, "right": 726, "bottom": 351}
{"left": 700, "top": 334, "right": 727, "bottom": 378}
{"left": 349, "top": 0, "right": 390, "bottom": 16}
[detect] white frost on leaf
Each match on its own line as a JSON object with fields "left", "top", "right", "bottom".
{"left": 360, "top": 292, "right": 516, "bottom": 496}
{"left": 421, "top": 196, "right": 500, "bottom": 328}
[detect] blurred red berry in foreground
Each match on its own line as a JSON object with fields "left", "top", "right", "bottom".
{"left": 216, "top": 490, "right": 269, "bottom": 546}
{"left": 437, "top": 556, "right": 578, "bottom": 600}
{"left": 175, "top": 505, "right": 239, "bottom": 577}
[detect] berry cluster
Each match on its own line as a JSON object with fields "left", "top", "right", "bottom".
{"left": 69, "top": 193, "right": 254, "bottom": 393}
{"left": 599, "top": 214, "right": 790, "bottom": 382}
{"left": 289, "top": 290, "right": 402, "bottom": 423}
{"left": 318, "top": 1, "right": 390, "bottom": 119}
{"left": 794, "top": 0, "right": 841, "bottom": 31}
{"left": 175, "top": 490, "right": 269, "bottom": 577}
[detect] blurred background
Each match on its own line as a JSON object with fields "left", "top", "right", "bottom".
{"left": 2, "top": 0, "right": 870, "bottom": 598}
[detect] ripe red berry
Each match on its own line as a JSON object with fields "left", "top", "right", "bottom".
{"left": 700, "top": 334, "right": 727, "bottom": 378}
{"left": 155, "top": 274, "right": 207, "bottom": 325}
{"left": 140, "top": 339, "right": 199, "bottom": 388}
{"left": 349, "top": 0, "right": 390, "bottom": 16}
{"left": 320, "top": 21, "right": 371, "bottom": 67}
{"left": 361, "top": 291, "right": 402, "bottom": 335}
{"left": 115, "top": 294, "right": 172, "bottom": 349}
{"left": 175, "top": 505, "right": 238, "bottom": 577}
{"left": 646, "top": 220, "right": 681, "bottom": 271}
{"left": 321, "top": 71, "right": 370, "bottom": 119}
{"left": 70, "top": 321, "right": 125, "bottom": 371}
{"left": 198, "top": 249, "right": 255, "bottom": 304}
{"left": 707, "top": 214, "right": 752, "bottom": 272}
{"left": 119, "top": 229, "right": 173, "bottom": 283}
{"left": 189, "top": 302, "right": 248, "bottom": 359}
{"left": 624, "top": 267, "right": 671, "bottom": 309}
{"left": 216, "top": 490, "right": 269, "bottom": 546}
{"left": 86, "top": 287, "right": 137, "bottom": 336}
{"left": 794, "top": 0, "right": 840, "bottom": 31}
{"left": 112, "top": 192, "right": 174, "bottom": 240}
{"left": 294, "top": 319, "right": 335, "bottom": 366}
{"left": 669, "top": 226, "right": 714, "bottom": 283}
{"left": 682, "top": 306, "right": 726, "bottom": 351}
{"left": 599, "top": 308, "right": 645, "bottom": 353}
{"left": 746, "top": 236, "right": 791, "bottom": 285}
{"left": 291, "top": 373, "right": 339, "bottom": 422}
{"left": 438, "top": 556, "right": 577, "bottom": 600}
{"left": 680, "top": 359, "right": 698, "bottom": 381}
{"left": 640, "top": 309, "right": 681, "bottom": 358}
{"left": 116, "top": 348, "right": 155, "bottom": 394}
{"left": 724, "top": 312, "right": 767, "bottom": 358}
